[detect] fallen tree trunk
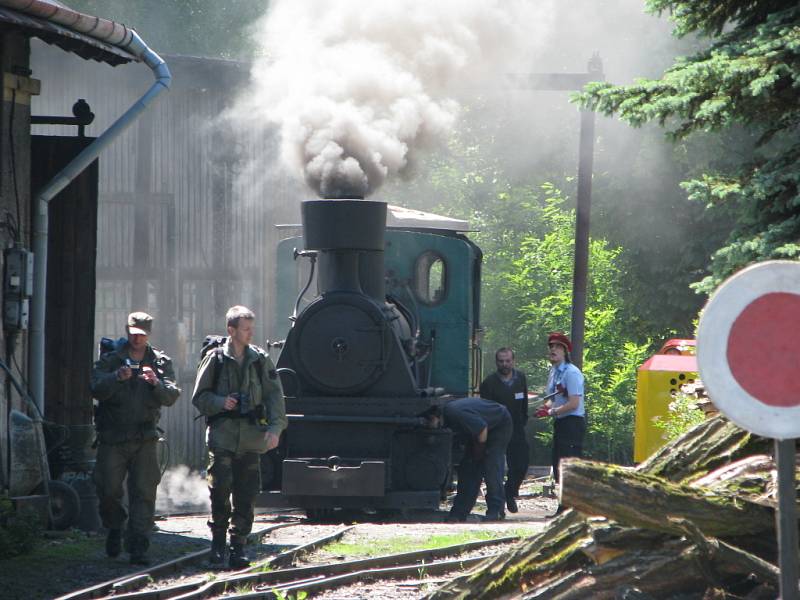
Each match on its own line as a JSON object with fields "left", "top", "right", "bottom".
{"left": 559, "top": 458, "right": 775, "bottom": 540}
{"left": 426, "top": 510, "right": 593, "bottom": 600}
{"left": 428, "top": 514, "right": 778, "bottom": 599}
{"left": 524, "top": 534, "right": 778, "bottom": 600}
{"left": 428, "top": 414, "right": 785, "bottom": 599}
{"left": 638, "top": 415, "right": 769, "bottom": 484}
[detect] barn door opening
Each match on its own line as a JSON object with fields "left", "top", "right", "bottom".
{"left": 30, "top": 135, "right": 98, "bottom": 426}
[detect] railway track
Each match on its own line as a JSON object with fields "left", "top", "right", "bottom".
{"left": 54, "top": 520, "right": 524, "bottom": 600}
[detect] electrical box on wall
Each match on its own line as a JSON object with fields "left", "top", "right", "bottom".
{"left": 3, "top": 246, "right": 34, "bottom": 331}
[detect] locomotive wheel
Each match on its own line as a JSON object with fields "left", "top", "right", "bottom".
{"left": 48, "top": 479, "right": 80, "bottom": 530}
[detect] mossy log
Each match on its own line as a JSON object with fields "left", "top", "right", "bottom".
{"left": 560, "top": 458, "right": 775, "bottom": 540}
{"left": 428, "top": 416, "right": 785, "bottom": 599}
{"left": 637, "top": 415, "right": 769, "bottom": 484}
{"left": 691, "top": 452, "right": 800, "bottom": 507}
{"left": 426, "top": 509, "right": 594, "bottom": 599}
{"left": 523, "top": 535, "right": 778, "bottom": 600}
{"left": 427, "top": 514, "right": 778, "bottom": 599}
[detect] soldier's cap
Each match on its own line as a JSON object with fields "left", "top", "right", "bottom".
{"left": 127, "top": 312, "right": 153, "bottom": 335}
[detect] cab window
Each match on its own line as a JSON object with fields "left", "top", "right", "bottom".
{"left": 414, "top": 251, "right": 447, "bottom": 305}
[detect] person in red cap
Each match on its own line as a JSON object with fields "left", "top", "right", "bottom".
{"left": 535, "top": 332, "right": 586, "bottom": 494}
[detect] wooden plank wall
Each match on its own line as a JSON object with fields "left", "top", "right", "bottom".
{"left": 31, "top": 44, "right": 301, "bottom": 469}
{"left": 31, "top": 136, "right": 98, "bottom": 426}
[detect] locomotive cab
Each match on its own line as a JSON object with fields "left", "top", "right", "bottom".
{"left": 260, "top": 199, "right": 481, "bottom": 515}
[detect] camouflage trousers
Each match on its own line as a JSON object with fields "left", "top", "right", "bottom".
{"left": 206, "top": 448, "right": 261, "bottom": 544}
{"left": 94, "top": 438, "right": 161, "bottom": 552}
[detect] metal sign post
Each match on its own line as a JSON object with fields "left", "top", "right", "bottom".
{"left": 776, "top": 438, "right": 799, "bottom": 599}
{"left": 511, "top": 53, "right": 604, "bottom": 369}
{"left": 697, "top": 260, "right": 800, "bottom": 600}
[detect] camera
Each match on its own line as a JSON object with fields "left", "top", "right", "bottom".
{"left": 124, "top": 358, "right": 141, "bottom": 373}
{"left": 231, "top": 393, "right": 268, "bottom": 431}
{"left": 231, "top": 392, "right": 251, "bottom": 415}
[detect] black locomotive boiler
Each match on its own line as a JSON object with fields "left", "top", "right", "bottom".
{"left": 260, "top": 198, "right": 483, "bottom": 516}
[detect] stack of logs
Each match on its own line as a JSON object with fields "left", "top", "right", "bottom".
{"left": 430, "top": 414, "right": 800, "bottom": 599}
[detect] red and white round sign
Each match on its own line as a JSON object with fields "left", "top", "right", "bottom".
{"left": 697, "top": 260, "right": 800, "bottom": 439}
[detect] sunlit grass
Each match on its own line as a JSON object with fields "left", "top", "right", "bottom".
{"left": 323, "top": 528, "right": 535, "bottom": 558}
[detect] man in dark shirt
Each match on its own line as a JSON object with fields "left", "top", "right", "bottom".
{"left": 442, "top": 397, "right": 512, "bottom": 521}
{"left": 480, "top": 347, "right": 529, "bottom": 514}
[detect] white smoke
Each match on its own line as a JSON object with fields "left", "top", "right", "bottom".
{"left": 156, "top": 465, "right": 210, "bottom": 514}
{"left": 229, "top": 0, "right": 554, "bottom": 198}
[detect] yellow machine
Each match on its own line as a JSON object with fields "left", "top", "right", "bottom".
{"left": 634, "top": 339, "right": 698, "bottom": 463}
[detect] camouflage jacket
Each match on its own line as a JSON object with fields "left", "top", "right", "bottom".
{"left": 191, "top": 340, "right": 287, "bottom": 454}
{"left": 90, "top": 343, "right": 181, "bottom": 444}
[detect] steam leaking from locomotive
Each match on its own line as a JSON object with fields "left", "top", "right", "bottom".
{"left": 233, "top": 0, "right": 554, "bottom": 198}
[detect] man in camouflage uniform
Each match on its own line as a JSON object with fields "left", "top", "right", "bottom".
{"left": 192, "top": 305, "right": 287, "bottom": 569}
{"left": 91, "top": 312, "right": 181, "bottom": 565}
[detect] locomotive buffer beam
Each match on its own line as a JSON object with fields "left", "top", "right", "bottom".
{"left": 255, "top": 488, "right": 442, "bottom": 510}
{"left": 282, "top": 458, "right": 385, "bottom": 497}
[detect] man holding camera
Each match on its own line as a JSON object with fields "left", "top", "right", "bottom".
{"left": 91, "top": 311, "right": 181, "bottom": 565}
{"left": 192, "top": 305, "right": 287, "bottom": 569}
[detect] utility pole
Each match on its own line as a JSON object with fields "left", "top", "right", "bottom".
{"left": 512, "top": 53, "right": 604, "bottom": 369}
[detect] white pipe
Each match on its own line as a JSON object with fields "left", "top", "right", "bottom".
{"left": 2, "top": 0, "right": 173, "bottom": 414}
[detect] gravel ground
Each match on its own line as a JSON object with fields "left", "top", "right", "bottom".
{"left": 0, "top": 478, "right": 558, "bottom": 599}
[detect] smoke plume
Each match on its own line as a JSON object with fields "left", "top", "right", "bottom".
{"left": 155, "top": 466, "right": 211, "bottom": 514}
{"left": 231, "top": 0, "right": 554, "bottom": 198}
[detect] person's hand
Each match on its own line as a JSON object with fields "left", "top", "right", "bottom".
{"left": 223, "top": 395, "right": 239, "bottom": 411}
{"left": 116, "top": 365, "right": 132, "bottom": 381}
{"left": 534, "top": 406, "right": 550, "bottom": 418}
{"left": 139, "top": 366, "right": 158, "bottom": 386}
{"left": 264, "top": 432, "right": 280, "bottom": 451}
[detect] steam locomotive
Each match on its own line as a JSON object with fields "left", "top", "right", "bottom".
{"left": 257, "top": 199, "right": 482, "bottom": 516}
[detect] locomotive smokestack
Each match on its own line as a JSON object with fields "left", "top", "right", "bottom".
{"left": 302, "top": 199, "right": 387, "bottom": 302}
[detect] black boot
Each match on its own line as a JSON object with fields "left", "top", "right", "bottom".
{"left": 209, "top": 530, "right": 226, "bottom": 568}
{"left": 105, "top": 529, "right": 122, "bottom": 558}
{"left": 228, "top": 541, "right": 251, "bottom": 569}
{"left": 506, "top": 496, "right": 519, "bottom": 513}
{"left": 128, "top": 534, "right": 150, "bottom": 566}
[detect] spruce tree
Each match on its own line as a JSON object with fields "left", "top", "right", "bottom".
{"left": 577, "top": 1, "right": 800, "bottom": 292}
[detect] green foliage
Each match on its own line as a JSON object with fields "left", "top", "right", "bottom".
{"left": 497, "top": 188, "right": 650, "bottom": 463}
{"left": 576, "top": 2, "right": 800, "bottom": 292}
{"left": 0, "top": 495, "right": 42, "bottom": 559}
{"left": 389, "top": 166, "right": 650, "bottom": 463}
{"left": 65, "top": 0, "right": 268, "bottom": 59}
{"left": 651, "top": 392, "right": 706, "bottom": 441}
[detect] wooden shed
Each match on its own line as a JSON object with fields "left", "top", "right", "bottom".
{"left": 31, "top": 44, "right": 300, "bottom": 469}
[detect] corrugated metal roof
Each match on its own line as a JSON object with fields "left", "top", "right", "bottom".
{"left": 0, "top": 6, "right": 135, "bottom": 65}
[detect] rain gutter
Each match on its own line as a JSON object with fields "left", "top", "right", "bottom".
{"left": 0, "top": 0, "right": 172, "bottom": 414}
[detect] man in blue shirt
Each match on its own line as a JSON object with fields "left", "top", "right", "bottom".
{"left": 535, "top": 332, "right": 586, "bottom": 485}
{"left": 443, "top": 397, "right": 512, "bottom": 521}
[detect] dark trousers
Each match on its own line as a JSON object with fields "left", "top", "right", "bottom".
{"left": 207, "top": 448, "right": 261, "bottom": 544}
{"left": 451, "top": 420, "right": 512, "bottom": 518}
{"left": 94, "top": 438, "right": 160, "bottom": 551}
{"left": 504, "top": 436, "right": 530, "bottom": 498}
{"left": 552, "top": 416, "right": 586, "bottom": 483}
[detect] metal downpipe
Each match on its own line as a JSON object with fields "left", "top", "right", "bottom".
{"left": 29, "top": 30, "right": 171, "bottom": 414}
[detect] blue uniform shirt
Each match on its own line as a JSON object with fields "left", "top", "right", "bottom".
{"left": 443, "top": 396, "right": 512, "bottom": 439}
{"left": 547, "top": 361, "right": 585, "bottom": 418}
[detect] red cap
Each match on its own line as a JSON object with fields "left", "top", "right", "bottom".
{"left": 548, "top": 332, "right": 572, "bottom": 353}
